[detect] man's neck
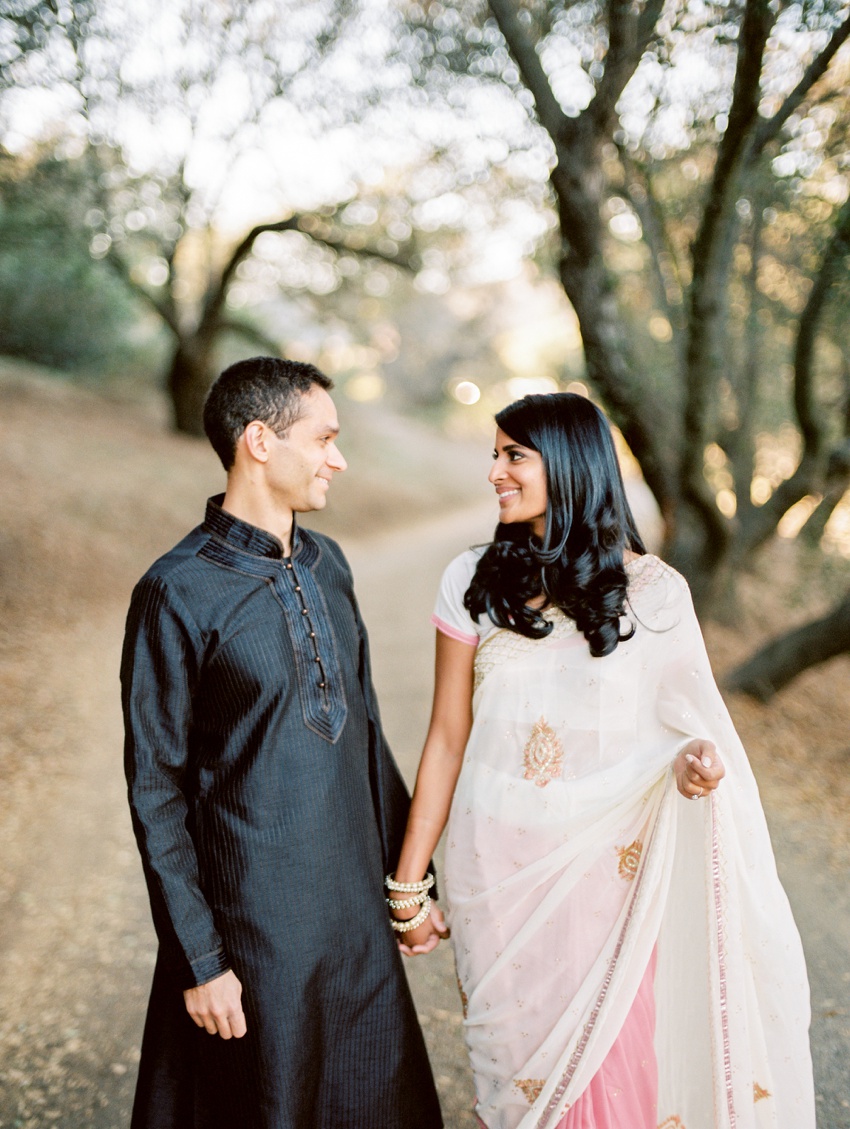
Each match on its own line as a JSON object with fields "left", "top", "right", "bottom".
{"left": 221, "top": 479, "right": 295, "bottom": 556}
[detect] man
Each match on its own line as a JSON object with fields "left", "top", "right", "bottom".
{"left": 121, "top": 357, "right": 443, "bottom": 1128}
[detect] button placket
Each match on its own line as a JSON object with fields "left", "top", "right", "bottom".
{"left": 283, "top": 557, "right": 329, "bottom": 704}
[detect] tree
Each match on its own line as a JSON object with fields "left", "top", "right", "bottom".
{"left": 727, "top": 588, "right": 850, "bottom": 700}
{"left": 1, "top": 0, "right": 422, "bottom": 432}
{"left": 402, "top": 0, "right": 850, "bottom": 609}
{"left": 0, "top": 145, "right": 142, "bottom": 372}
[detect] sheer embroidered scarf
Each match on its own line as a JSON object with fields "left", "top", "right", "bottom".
{"left": 441, "top": 556, "right": 814, "bottom": 1129}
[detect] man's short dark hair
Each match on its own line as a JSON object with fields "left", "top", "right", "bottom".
{"left": 203, "top": 356, "right": 334, "bottom": 471}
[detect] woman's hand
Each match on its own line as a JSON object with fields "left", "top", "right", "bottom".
{"left": 673, "top": 738, "right": 725, "bottom": 800}
{"left": 397, "top": 903, "right": 449, "bottom": 957}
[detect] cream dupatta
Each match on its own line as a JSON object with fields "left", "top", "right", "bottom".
{"left": 440, "top": 554, "right": 814, "bottom": 1129}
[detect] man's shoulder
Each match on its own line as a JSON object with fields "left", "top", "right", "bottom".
{"left": 302, "top": 527, "right": 350, "bottom": 574}
{"left": 133, "top": 525, "right": 210, "bottom": 596}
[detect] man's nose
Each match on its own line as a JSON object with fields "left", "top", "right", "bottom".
{"left": 329, "top": 444, "right": 347, "bottom": 472}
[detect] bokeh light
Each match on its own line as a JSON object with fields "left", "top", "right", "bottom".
{"left": 452, "top": 380, "right": 482, "bottom": 405}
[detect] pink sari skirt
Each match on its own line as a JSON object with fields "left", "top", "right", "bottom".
{"left": 555, "top": 950, "right": 658, "bottom": 1129}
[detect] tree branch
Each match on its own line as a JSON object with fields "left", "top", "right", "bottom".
{"left": 104, "top": 248, "right": 182, "bottom": 339}
{"left": 739, "top": 190, "right": 850, "bottom": 550}
{"left": 727, "top": 200, "right": 765, "bottom": 517}
{"left": 750, "top": 13, "right": 850, "bottom": 160}
{"left": 589, "top": 0, "right": 664, "bottom": 132}
{"left": 726, "top": 588, "right": 850, "bottom": 700}
{"left": 681, "top": 0, "right": 774, "bottom": 551}
{"left": 487, "top": 0, "right": 568, "bottom": 142}
{"left": 617, "top": 144, "right": 685, "bottom": 344}
{"left": 218, "top": 318, "right": 284, "bottom": 356}
{"left": 199, "top": 212, "right": 417, "bottom": 338}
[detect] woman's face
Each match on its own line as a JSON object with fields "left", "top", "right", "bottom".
{"left": 489, "top": 426, "right": 548, "bottom": 538}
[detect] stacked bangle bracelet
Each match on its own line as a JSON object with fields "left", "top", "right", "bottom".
{"left": 390, "top": 896, "right": 431, "bottom": 932}
{"left": 385, "top": 872, "right": 435, "bottom": 933}
{"left": 385, "top": 872, "right": 435, "bottom": 893}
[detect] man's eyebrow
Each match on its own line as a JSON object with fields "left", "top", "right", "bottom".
{"left": 316, "top": 422, "right": 340, "bottom": 435}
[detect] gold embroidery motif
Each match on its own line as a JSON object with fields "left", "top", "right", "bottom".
{"left": 616, "top": 839, "right": 643, "bottom": 881}
{"left": 514, "top": 1078, "right": 545, "bottom": 1104}
{"left": 657, "top": 1118, "right": 686, "bottom": 1129}
{"left": 753, "top": 1082, "right": 771, "bottom": 1102}
{"left": 456, "top": 976, "right": 468, "bottom": 1019}
{"left": 522, "top": 717, "right": 564, "bottom": 788}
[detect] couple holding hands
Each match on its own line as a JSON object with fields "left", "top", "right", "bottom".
{"left": 122, "top": 356, "right": 814, "bottom": 1129}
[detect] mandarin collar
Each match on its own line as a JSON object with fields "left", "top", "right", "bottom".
{"left": 203, "top": 494, "right": 305, "bottom": 561}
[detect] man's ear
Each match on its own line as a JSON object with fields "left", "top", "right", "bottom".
{"left": 242, "top": 421, "right": 273, "bottom": 464}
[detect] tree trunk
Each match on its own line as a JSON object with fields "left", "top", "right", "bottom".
{"left": 167, "top": 337, "right": 215, "bottom": 436}
{"left": 726, "top": 589, "right": 850, "bottom": 700}
{"left": 799, "top": 442, "right": 850, "bottom": 546}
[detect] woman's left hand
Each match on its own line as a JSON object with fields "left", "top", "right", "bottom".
{"left": 674, "top": 738, "right": 725, "bottom": 800}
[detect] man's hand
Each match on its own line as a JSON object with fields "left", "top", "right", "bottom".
{"left": 673, "top": 738, "right": 725, "bottom": 800}
{"left": 184, "top": 970, "right": 247, "bottom": 1039}
{"left": 397, "top": 902, "right": 450, "bottom": 957}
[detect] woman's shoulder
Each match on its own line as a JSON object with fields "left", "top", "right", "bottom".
{"left": 625, "top": 551, "right": 684, "bottom": 585}
{"left": 440, "top": 545, "right": 488, "bottom": 585}
{"left": 625, "top": 553, "right": 691, "bottom": 622}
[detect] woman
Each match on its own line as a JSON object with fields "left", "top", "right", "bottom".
{"left": 389, "top": 394, "right": 814, "bottom": 1129}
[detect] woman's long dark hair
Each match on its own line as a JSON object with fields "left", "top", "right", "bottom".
{"left": 464, "top": 393, "right": 646, "bottom": 657}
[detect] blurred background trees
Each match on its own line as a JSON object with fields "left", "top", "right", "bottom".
{"left": 1, "top": 0, "right": 849, "bottom": 691}
{"left": 398, "top": 0, "right": 850, "bottom": 689}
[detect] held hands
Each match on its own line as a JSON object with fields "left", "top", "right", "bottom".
{"left": 184, "top": 969, "right": 247, "bottom": 1039}
{"left": 386, "top": 871, "right": 448, "bottom": 957}
{"left": 397, "top": 902, "right": 450, "bottom": 957}
{"left": 674, "top": 738, "right": 725, "bottom": 801}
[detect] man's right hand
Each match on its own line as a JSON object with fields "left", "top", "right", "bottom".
{"left": 184, "top": 969, "right": 247, "bottom": 1039}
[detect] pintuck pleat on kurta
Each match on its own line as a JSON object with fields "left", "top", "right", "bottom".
{"left": 122, "top": 497, "right": 442, "bottom": 1129}
{"left": 432, "top": 550, "right": 814, "bottom": 1129}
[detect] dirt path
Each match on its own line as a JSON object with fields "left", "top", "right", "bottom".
{"left": 0, "top": 366, "right": 847, "bottom": 1126}
{"left": 0, "top": 500, "right": 846, "bottom": 1127}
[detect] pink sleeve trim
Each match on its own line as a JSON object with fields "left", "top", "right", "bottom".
{"left": 430, "top": 614, "right": 478, "bottom": 646}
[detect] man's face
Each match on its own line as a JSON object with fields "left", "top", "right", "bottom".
{"left": 266, "top": 386, "right": 347, "bottom": 514}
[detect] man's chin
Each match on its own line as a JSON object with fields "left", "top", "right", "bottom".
{"left": 294, "top": 495, "right": 328, "bottom": 515}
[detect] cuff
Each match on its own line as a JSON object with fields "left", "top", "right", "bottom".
{"left": 431, "top": 614, "right": 478, "bottom": 646}
{"left": 188, "top": 947, "right": 231, "bottom": 988}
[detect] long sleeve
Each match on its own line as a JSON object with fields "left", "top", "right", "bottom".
{"left": 121, "top": 575, "right": 229, "bottom": 988}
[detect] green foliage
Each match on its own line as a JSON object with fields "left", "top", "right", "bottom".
{"left": 0, "top": 147, "right": 147, "bottom": 374}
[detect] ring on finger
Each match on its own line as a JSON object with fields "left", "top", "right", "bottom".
{"left": 691, "top": 788, "right": 703, "bottom": 800}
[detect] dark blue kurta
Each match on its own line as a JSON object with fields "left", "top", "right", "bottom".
{"left": 121, "top": 497, "right": 441, "bottom": 1129}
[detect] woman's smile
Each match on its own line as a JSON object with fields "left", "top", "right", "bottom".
{"left": 489, "top": 427, "right": 547, "bottom": 535}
